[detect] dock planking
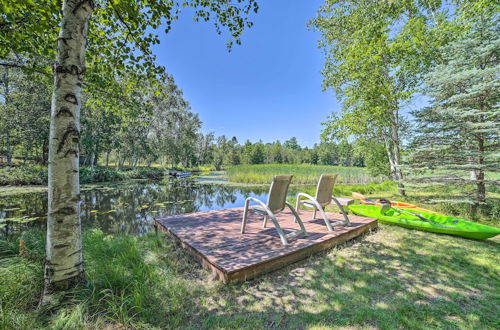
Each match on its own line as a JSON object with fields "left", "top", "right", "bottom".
{"left": 154, "top": 207, "right": 377, "bottom": 283}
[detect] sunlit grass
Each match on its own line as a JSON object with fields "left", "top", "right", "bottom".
{"left": 227, "top": 164, "right": 383, "bottom": 184}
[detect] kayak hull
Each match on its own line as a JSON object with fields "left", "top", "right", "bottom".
{"left": 349, "top": 205, "right": 500, "bottom": 240}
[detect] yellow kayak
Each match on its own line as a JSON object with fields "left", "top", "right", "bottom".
{"left": 351, "top": 192, "right": 441, "bottom": 214}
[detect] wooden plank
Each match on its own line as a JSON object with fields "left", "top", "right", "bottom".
{"left": 154, "top": 207, "right": 377, "bottom": 283}
{"left": 154, "top": 221, "right": 229, "bottom": 282}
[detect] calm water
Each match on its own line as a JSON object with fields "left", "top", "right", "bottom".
{"left": 0, "top": 180, "right": 269, "bottom": 237}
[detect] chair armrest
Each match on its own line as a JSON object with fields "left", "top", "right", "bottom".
{"left": 296, "top": 192, "right": 316, "bottom": 202}
{"left": 245, "top": 197, "right": 268, "bottom": 209}
{"left": 331, "top": 197, "right": 355, "bottom": 206}
{"left": 244, "top": 197, "right": 276, "bottom": 218}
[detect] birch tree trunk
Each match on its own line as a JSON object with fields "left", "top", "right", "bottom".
{"left": 390, "top": 110, "right": 405, "bottom": 196}
{"left": 3, "top": 68, "right": 13, "bottom": 164}
{"left": 382, "top": 107, "right": 405, "bottom": 196}
{"left": 43, "top": 0, "right": 93, "bottom": 302}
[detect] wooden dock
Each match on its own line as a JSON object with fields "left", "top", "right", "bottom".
{"left": 154, "top": 207, "right": 377, "bottom": 283}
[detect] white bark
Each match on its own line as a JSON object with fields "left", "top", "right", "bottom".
{"left": 390, "top": 111, "right": 405, "bottom": 196}
{"left": 382, "top": 110, "right": 406, "bottom": 196}
{"left": 2, "top": 68, "right": 12, "bottom": 164}
{"left": 43, "top": 0, "right": 93, "bottom": 299}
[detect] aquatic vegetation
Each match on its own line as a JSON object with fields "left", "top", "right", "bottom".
{"left": 0, "top": 216, "right": 42, "bottom": 223}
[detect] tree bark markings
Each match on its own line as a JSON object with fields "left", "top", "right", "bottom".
{"left": 2, "top": 68, "right": 13, "bottom": 164}
{"left": 43, "top": 0, "right": 94, "bottom": 300}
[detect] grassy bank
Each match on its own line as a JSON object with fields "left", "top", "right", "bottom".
{"left": 0, "top": 165, "right": 165, "bottom": 186}
{"left": 1, "top": 226, "right": 499, "bottom": 329}
{"left": 226, "top": 164, "right": 383, "bottom": 185}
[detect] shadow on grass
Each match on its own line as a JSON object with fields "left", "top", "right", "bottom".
{"left": 190, "top": 227, "right": 500, "bottom": 329}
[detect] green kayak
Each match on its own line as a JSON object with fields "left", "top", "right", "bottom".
{"left": 349, "top": 204, "right": 500, "bottom": 240}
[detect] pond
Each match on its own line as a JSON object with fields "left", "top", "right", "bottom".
{"left": 0, "top": 179, "right": 270, "bottom": 237}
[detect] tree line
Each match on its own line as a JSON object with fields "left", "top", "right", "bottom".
{"left": 0, "top": 66, "right": 374, "bottom": 171}
{"left": 201, "top": 135, "right": 373, "bottom": 170}
{"left": 312, "top": 0, "right": 499, "bottom": 205}
{"left": 0, "top": 65, "right": 201, "bottom": 169}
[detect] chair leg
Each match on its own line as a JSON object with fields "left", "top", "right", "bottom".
{"left": 317, "top": 205, "right": 334, "bottom": 232}
{"left": 312, "top": 208, "right": 317, "bottom": 219}
{"left": 267, "top": 213, "right": 288, "bottom": 245}
{"left": 331, "top": 197, "right": 351, "bottom": 226}
{"left": 241, "top": 200, "right": 250, "bottom": 234}
{"left": 295, "top": 197, "right": 303, "bottom": 223}
{"left": 286, "top": 202, "right": 308, "bottom": 237}
{"left": 262, "top": 215, "right": 268, "bottom": 228}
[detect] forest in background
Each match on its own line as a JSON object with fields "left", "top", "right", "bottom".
{"left": 0, "top": 65, "right": 374, "bottom": 172}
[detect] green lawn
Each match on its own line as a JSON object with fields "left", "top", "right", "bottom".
{"left": 226, "top": 164, "right": 382, "bottom": 185}
{"left": 1, "top": 224, "right": 499, "bottom": 329}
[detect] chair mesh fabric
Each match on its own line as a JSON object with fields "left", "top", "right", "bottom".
{"left": 315, "top": 174, "right": 338, "bottom": 205}
{"left": 267, "top": 175, "right": 292, "bottom": 213}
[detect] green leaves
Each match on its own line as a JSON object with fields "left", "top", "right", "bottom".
{"left": 1, "top": 0, "right": 259, "bottom": 99}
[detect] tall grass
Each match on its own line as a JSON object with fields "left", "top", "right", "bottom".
{"left": 0, "top": 229, "right": 195, "bottom": 329}
{"left": 226, "top": 164, "right": 384, "bottom": 184}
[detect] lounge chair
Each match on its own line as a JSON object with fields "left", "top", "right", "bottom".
{"left": 295, "top": 174, "right": 351, "bottom": 231}
{"left": 241, "top": 175, "right": 308, "bottom": 245}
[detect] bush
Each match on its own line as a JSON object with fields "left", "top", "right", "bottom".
{"left": 121, "top": 167, "right": 165, "bottom": 180}
{"left": 0, "top": 165, "right": 48, "bottom": 185}
{"left": 80, "top": 166, "right": 124, "bottom": 183}
{"left": 0, "top": 165, "right": 166, "bottom": 185}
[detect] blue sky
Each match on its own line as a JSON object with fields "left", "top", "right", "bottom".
{"left": 155, "top": 0, "right": 338, "bottom": 147}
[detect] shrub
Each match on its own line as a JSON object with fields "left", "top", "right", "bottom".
{"left": 80, "top": 166, "right": 124, "bottom": 183}
{"left": 0, "top": 165, "right": 166, "bottom": 185}
{"left": 0, "top": 165, "right": 48, "bottom": 185}
{"left": 121, "top": 167, "right": 165, "bottom": 180}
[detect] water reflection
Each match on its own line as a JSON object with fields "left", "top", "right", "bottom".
{"left": 1, "top": 180, "right": 268, "bottom": 236}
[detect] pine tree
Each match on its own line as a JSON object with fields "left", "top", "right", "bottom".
{"left": 409, "top": 17, "right": 500, "bottom": 206}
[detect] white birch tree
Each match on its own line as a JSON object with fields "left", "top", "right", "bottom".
{"left": 1, "top": 0, "right": 259, "bottom": 302}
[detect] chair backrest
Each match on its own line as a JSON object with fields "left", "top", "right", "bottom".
{"left": 315, "top": 174, "right": 338, "bottom": 205}
{"left": 267, "top": 175, "right": 293, "bottom": 214}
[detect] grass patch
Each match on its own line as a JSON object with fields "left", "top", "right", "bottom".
{"left": 0, "top": 229, "right": 197, "bottom": 329}
{"left": 1, "top": 224, "right": 498, "bottom": 329}
{"left": 226, "top": 164, "right": 383, "bottom": 185}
